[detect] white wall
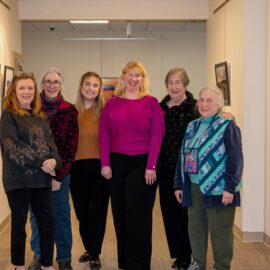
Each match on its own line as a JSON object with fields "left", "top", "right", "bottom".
{"left": 207, "top": 0, "right": 245, "bottom": 228}
{"left": 22, "top": 29, "right": 206, "bottom": 102}
{"left": 19, "top": 0, "right": 208, "bottom": 21}
{"left": 265, "top": 0, "right": 270, "bottom": 239}
{"left": 0, "top": 0, "right": 21, "bottom": 225}
{"left": 207, "top": 0, "right": 268, "bottom": 241}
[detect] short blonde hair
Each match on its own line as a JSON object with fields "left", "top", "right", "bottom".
{"left": 114, "top": 61, "right": 150, "bottom": 97}
{"left": 199, "top": 86, "right": 224, "bottom": 113}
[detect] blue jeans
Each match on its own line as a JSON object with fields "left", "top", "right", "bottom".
{"left": 30, "top": 175, "right": 72, "bottom": 262}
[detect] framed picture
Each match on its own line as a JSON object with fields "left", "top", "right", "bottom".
{"left": 2, "top": 65, "right": 14, "bottom": 107}
{"left": 215, "top": 61, "right": 230, "bottom": 105}
{"left": 102, "top": 77, "right": 118, "bottom": 101}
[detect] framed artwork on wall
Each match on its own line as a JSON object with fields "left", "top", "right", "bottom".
{"left": 215, "top": 61, "right": 230, "bottom": 105}
{"left": 102, "top": 77, "right": 118, "bottom": 101}
{"left": 2, "top": 65, "right": 14, "bottom": 108}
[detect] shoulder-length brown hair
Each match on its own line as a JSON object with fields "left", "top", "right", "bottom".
{"left": 75, "top": 71, "right": 105, "bottom": 119}
{"left": 3, "top": 73, "right": 45, "bottom": 118}
{"left": 114, "top": 60, "right": 150, "bottom": 98}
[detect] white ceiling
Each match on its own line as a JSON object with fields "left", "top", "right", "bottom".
{"left": 21, "top": 20, "right": 206, "bottom": 33}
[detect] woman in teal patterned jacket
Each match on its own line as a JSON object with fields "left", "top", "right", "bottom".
{"left": 174, "top": 86, "right": 243, "bottom": 270}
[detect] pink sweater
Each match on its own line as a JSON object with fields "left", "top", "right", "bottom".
{"left": 99, "top": 96, "right": 164, "bottom": 170}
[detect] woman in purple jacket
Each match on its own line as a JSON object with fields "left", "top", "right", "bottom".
{"left": 28, "top": 67, "right": 78, "bottom": 270}
{"left": 99, "top": 61, "right": 164, "bottom": 270}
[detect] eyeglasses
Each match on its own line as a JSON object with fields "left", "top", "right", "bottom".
{"left": 168, "top": 80, "right": 183, "bottom": 87}
{"left": 44, "top": 80, "right": 61, "bottom": 87}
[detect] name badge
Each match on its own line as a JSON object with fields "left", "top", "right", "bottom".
{"left": 184, "top": 149, "right": 198, "bottom": 174}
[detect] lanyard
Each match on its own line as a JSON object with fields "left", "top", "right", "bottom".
{"left": 183, "top": 114, "right": 218, "bottom": 156}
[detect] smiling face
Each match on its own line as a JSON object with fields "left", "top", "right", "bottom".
{"left": 198, "top": 89, "right": 220, "bottom": 118}
{"left": 43, "top": 72, "right": 62, "bottom": 101}
{"left": 81, "top": 75, "right": 101, "bottom": 103}
{"left": 167, "top": 73, "right": 186, "bottom": 102}
{"left": 15, "top": 79, "right": 35, "bottom": 109}
{"left": 123, "top": 68, "right": 143, "bottom": 95}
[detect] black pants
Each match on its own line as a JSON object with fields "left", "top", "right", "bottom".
{"left": 110, "top": 153, "right": 157, "bottom": 270}
{"left": 158, "top": 169, "right": 192, "bottom": 264}
{"left": 6, "top": 188, "right": 54, "bottom": 266}
{"left": 70, "top": 159, "right": 109, "bottom": 256}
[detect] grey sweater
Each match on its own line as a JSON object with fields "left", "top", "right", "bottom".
{"left": 0, "top": 108, "right": 61, "bottom": 193}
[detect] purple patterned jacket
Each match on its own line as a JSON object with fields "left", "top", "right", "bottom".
{"left": 45, "top": 97, "right": 79, "bottom": 182}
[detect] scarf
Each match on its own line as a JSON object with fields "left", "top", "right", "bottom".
{"left": 40, "top": 91, "right": 62, "bottom": 117}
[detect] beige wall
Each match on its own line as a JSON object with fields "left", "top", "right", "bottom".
{"left": 18, "top": 0, "right": 208, "bottom": 21}
{"left": 22, "top": 29, "right": 206, "bottom": 102}
{"left": 0, "top": 0, "right": 21, "bottom": 225}
{"left": 207, "top": 0, "right": 244, "bottom": 228}
{"left": 265, "top": 0, "right": 270, "bottom": 239}
{"left": 207, "top": 0, "right": 268, "bottom": 241}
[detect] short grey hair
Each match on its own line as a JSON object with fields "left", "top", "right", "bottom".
{"left": 199, "top": 86, "right": 224, "bottom": 113}
{"left": 40, "top": 67, "right": 64, "bottom": 91}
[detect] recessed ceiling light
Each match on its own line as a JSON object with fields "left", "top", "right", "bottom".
{"left": 70, "top": 20, "right": 109, "bottom": 24}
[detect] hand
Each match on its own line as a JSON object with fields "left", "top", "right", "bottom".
{"left": 52, "top": 179, "right": 61, "bottom": 191}
{"left": 145, "top": 169, "right": 156, "bottom": 185}
{"left": 174, "top": 190, "right": 183, "bottom": 204}
{"left": 41, "top": 159, "right": 56, "bottom": 173}
{"left": 222, "top": 191, "right": 234, "bottom": 206}
{"left": 48, "top": 170, "right": 56, "bottom": 176}
{"left": 101, "top": 166, "right": 112, "bottom": 180}
{"left": 222, "top": 111, "right": 235, "bottom": 121}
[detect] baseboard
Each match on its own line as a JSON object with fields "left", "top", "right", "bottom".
{"left": 0, "top": 214, "right": 10, "bottom": 234}
{"left": 264, "top": 232, "right": 270, "bottom": 247}
{"left": 234, "top": 224, "right": 264, "bottom": 242}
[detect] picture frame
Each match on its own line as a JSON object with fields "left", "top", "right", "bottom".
{"left": 2, "top": 65, "right": 14, "bottom": 107}
{"left": 215, "top": 61, "right": 230, "bottom": 105}
{"left": 102, "top": 77, "right": 118, "bottom": 101}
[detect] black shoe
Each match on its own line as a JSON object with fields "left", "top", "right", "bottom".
{"left": 27, "top": 255, "right": 41, "bottom": 270}
{"left": 177, "top": 262, "right": 190, "bottom": 270}
{"left": 78, "top": 251, "right": 90, "bottom": 263}
{"left": 172, "top": 258, "right": 191, "bottom": 270}
{"left": 172, "top": 258, "right": 181, "bottom": 268}
{"left": 89, "top": 256, "right": 101, "bottom": 270}
{"left": 58, "top": 260, "right": 73, "bottom": 270}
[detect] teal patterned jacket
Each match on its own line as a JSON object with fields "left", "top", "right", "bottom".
{"left": 174, "top": 114, "right": 243, "bottom": 207}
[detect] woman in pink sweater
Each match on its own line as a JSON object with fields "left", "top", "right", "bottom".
{"left": 99, "top": 61, "right": 165, "bottom": 270}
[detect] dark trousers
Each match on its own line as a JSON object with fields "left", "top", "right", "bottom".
{"left": 110, "top": 153, "right": 157, "bottom": 270}
{"left": 188, "top": 183, "right": 235, "bottom": 270}
{"left": 158, "top": 169, "right": 192, "bottom": 263}
{"left": 6, "top": 188, "right": 54, "bottom": 267}
{"left": 70, "top": 159, "right": 109, "bottom": 256}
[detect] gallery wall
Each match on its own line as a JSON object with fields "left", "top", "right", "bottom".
{"left": 207, "top": 0, "right": 269, "bottom": 241}
{"left": 0, "top": 0, "right": 21, "bottom": 225}
{"left": 22, "top": 29, "right": 206, "bottom": 103}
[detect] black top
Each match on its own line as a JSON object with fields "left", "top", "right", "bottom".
{"left": 0, "top": 108, "right": 61, "bottom": 193}
{"left": 158, "top": 91, "right": 199, "bottom": 173}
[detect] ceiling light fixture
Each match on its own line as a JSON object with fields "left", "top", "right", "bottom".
{"left": 63, "top": 37, "right": 162, "bottom": 41}
{"left": 70, "top": 20, "right": 109, "bottom": 24}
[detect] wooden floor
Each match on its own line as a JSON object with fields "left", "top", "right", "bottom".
{"left": 1, "top": 194, "right": 270, "bottom": 270}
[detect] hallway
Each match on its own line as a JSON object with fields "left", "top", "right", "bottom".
{"left": 0, "top": 196, "right": 270, "bottom": 270}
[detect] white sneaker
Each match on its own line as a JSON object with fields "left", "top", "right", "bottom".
{"left": 187, "top": 259, "right": 200, "bottom": 270}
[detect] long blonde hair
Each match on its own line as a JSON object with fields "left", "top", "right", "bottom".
{"left": 4, "top": 72, "right": 45, "bottom": 118}
{"left": 114, "top": 60, "right": 150, "bottom": 98}
{"left": 75, "top": 71, "right": 105, "bottom": 119}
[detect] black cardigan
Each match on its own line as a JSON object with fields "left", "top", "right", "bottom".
{"left": 158, "top": 91, "right": 199, "bottom": 173}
